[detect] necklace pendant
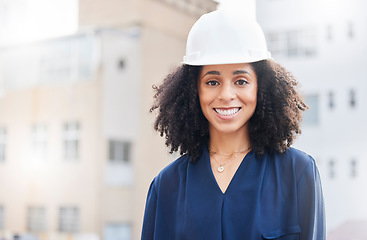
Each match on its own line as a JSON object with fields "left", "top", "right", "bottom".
{"left": 218, "top": 166, "right": 224, "bottom": 173}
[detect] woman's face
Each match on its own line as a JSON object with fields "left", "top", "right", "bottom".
{"left": 198, "top": 63, "right": 258, "bottom": 135}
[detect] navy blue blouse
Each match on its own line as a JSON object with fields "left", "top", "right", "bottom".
{"left": 141, "top": 147, "right": 325, "bottom": 240}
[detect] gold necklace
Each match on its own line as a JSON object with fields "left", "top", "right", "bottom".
{"left": 209, "top": 146, "right": 252, "bottom": 173}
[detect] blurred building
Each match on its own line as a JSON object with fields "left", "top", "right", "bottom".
{"left": 0, "top": 0, "right": 217, "bottom": 239}
{"left": 256, "top": 0, "right": 367, "bottom": 237}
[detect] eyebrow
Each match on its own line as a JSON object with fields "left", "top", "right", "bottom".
{"left": 202, "top": 70, "right": 252, "bottom": 78}
{"left": 202, "top": 70, "right": 220, "bottom": 78}
{"left": 233, "top": 70, "right": 252, "bottom": 76}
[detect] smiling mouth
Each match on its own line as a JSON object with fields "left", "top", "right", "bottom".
{"left": 214, "top": 108, "right": 241, "bottom": 116}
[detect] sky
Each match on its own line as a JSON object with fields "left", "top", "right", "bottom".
{"left": 217, "top": 0, "right": 256, "bottom": 19}
{"left": 0, "top": 0, "right": 255, "bottom": 46}
{"left": 0, "top": 0, "right": 78, "bottom": 45}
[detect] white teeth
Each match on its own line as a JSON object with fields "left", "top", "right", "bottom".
{"left": 215, "top": 108, "right": 240, "bottom": 116}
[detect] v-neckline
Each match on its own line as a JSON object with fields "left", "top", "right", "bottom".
{"left": 204, "top": 147, "right": 252, "bottom": 195}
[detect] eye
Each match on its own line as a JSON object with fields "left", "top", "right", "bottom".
{"left": 235, "top": 79, "right": 248, "bottom": 86}
{"left": 206, "top": 80, "right": 219, "bottom": 86}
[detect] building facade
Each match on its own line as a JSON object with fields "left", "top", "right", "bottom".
{"left": 0, "top": 0, "right": 217, "bottom": 239}
{"left": 256, "top": 0, "right": 367, "bottom": 236}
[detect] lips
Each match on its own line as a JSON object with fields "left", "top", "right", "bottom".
{"left": 214, "top": 107, "right": 241, "bottom": 116}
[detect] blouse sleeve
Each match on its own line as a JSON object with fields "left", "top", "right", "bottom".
{"left": 297, "top": 158, "right": 326, "bottom": 240}
{"left": 141, "top": 178, "right": 158, "bottom": 240}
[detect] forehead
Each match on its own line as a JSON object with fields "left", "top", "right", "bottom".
{"left": 200, "top": 63, "right": 256, "bottom": 77}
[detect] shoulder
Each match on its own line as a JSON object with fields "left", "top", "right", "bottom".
{"left": 151, "top": 154, "right": 191, "bottom": 192}
{"left": 281, "top": 147, "right": 318, "bottom": 182}
{"left": 259, "top": 147, "right": 317, "bottom": 182}
{"left": 159, "top": 154, "right": 191, "bottom": 178}
{"left": 284, "top": 147, "right": 315, "bottom": 164}
{"left": 262, "top": 147, "right": 315, "bottom": 166}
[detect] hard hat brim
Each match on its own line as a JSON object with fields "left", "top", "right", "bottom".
{"left": 182, "top": 51, "right": 272, "bottom": 66}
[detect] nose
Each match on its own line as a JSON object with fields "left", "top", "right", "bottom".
{"left": 218, "top": 83, "right": 236, "bottom": 101}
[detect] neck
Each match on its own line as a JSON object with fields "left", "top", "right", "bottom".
{"left": 208, "top": 125, "right": 251, "bottom": 155}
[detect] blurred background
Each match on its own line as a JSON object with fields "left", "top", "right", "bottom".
{"left": 0, "top": 0, "right": 366, "bottom": 239}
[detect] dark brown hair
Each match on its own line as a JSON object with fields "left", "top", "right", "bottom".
{"left": 150, "top": 60, "right": 307, "bottom": 162}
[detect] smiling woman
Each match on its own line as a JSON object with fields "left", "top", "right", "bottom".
{"left": 198, "top": 63, "right": 257, "bottom": 138}
{"left": 143, "top": 9, "right": 325, "bottom": 240}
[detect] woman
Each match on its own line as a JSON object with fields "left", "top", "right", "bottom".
{"left": 142, "top": 10, "right": 325, "bottom": 240}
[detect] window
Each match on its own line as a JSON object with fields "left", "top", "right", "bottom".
{"left": 0, "top": 127, "right": 6, "bottom": 162}
{"left": 31, "top": 125, "right": 47, "bottom": 161}
{"left": 0, "top": 36, "right": 97, "bottom": 92}
{"left": 63, "top": 122, "right": 80, "bottom": 160}
{"left": 39, "top": 37, "right": 97, "bottom": 83}
{"left": 328, "top": 91, "right": 334, "bottom": 109}
{"left": 349, "top": 89, "right": 356, "bottom": 108}
{"left": 326, "top": 25, "right": 333, "bottom": 42}
{"left": 350, "top": 159, "right": 357, "bottom": 178}
{"left": 39, "top": 43, "right": 72, "bottom": 83}
{"left": 267, "top": 33, "right": 282, "bottom": 56}
{"left": 0, "top": 206, "right": 4, "bottom": 230}
{"left": 347, "top": 22, "right": 354, "bottom": 39}
{"left": 328, "top": 160, "right": 335, "bottom": 178}
{"left": 104, "top": 223, "right": 132, "bottom": 240}
{"left": 286, "top": 30, "right": 299, "bottom": 57}
{"left": 27, "top": 207, "right": 46, "bottom": 232}
{"left": 109, "top": 140, "right": 131, "bottom": 163}
{"left": 59, "top": 207, "right": 79, "bottom": 232}
{"left": 118, "top": 59, "right": 125, "bottom": 70}
{"left": 0, "top": 5, "right": 8, "bottom": 27}
{"left": 303, "top": 94, "right": 319, "bottom": 125}
{"left": 105, "top": 140, "right": 133, "bottom": 186}
{"left": 267, "top": 28, "right": 317, "bottom": 58}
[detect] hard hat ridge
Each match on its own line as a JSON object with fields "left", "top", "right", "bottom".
{"left": 183, "top": 9, "right": 272, "bottom": 66}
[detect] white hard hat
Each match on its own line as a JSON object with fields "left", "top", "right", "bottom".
{"left": 183, "top": 10, "right": 272, "bottom": 66}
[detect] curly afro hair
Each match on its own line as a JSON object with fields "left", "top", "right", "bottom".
{"left": 150, "top": 60, "right": 307, "bottom": 162}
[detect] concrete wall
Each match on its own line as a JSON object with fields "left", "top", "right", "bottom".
{"left": 257, "top": 0, "right": 367, "bottom": 232}
{"left": 0, "top": 0, "right": 218, "bottom": 238}
{"left": 0, "top": 80, "right": 101, "bottom": 232}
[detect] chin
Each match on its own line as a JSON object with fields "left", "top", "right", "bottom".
{"left": 211, "top": 123, "right": 248, "bottom": 135}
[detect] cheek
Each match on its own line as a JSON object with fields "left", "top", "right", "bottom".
{"left": 198, "top": 91, "right": 214, "bottom": 120}
{"left": 250, "top": 86, "right": 258, "bottom": 105}
{"left": 251, "top": 93, "right": 258, "bottom": 114}
{"left": 240, "top": 88, "right": 258, "bottom": 106}
{"left": 198, "top": 87, "right": 211, "bottom": 106}
{"left": 251, "top": 93, "right": 258, "bottom": 105}
{"left": 198, "top": 94, "right": 211, "bottom": 114}
{"left": 197, "top": 89, "right": 206, "bottom": 112}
